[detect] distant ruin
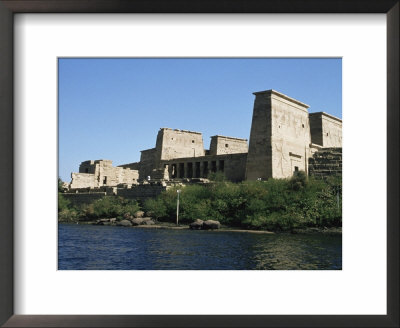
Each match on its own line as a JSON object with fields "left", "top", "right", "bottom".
{"left": 70, "top": 160, "right": 139, "bottom": 189}
{"left": 65, "top": 90, "right": 342, "bottom": 201}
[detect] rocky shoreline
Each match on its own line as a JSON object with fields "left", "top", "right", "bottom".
{"left": 59, "top": 218, "right": 341, "bottom": 235}
{"left": 290, "top": 227, "right": 342, "bottom": 235}
{"left": 58, "top": 210, "right": 342, "bottom": 234}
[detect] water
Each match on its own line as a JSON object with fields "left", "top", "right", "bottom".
{"left": 58, "top": 223, "right": 342, "bottom": 270}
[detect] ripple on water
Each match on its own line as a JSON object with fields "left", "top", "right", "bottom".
{"left": 58, "top": 224, "right": 342, "bottom": 270}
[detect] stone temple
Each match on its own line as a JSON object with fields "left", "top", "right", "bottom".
{"left": 68, "top": 89, "right": 342, "bottom": 191}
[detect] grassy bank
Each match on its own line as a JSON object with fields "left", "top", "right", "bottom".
{"left": 58, "top": 172, "right": 342, "bottom": 232}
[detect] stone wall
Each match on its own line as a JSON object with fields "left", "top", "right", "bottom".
{"left": 62, "top": 192, "right": 106, "bottom": 207}
{"left": 138, "top": 128, "right": 206, "bottom": 181}
{"left": 70, "top": 160, "right": 139, "bottom": 189}
{"left": 119, "top": 167, "right": 139, "bottom": 185}
{"left": 70, "top": 173, "right": 97, "bottom": 189}
{"left": 309, "top": 114, "right": 324, "bottom": 146}
{"left": 78, "top": 160, "right": 98, "bottom": 174}
{"left": 246, "top": 90, "right": 311, "bottom": 180}
{"left": 245, "top": 90, "right": 273, "bottom": 180}
{"left": 156, "top": 128, "right": 205, "bottom": 161}
{"left": 309, "top": 112, "right": 342, "bottom": 147}
{"left": 222, "top": 153, "right": 247, "bottom": 182}
{"left": 117, "top": 184, "right": 167, "bottom": 202}
{"left": 98, "top": 161, "right": 120, "bottom": 186}
{"left": 209, "top": 135, "right": 248, "bottom": 156}
{"left": 139, "top": 148, "right": 157, "bottom": 180}
{"left": 308, "top": 148, "right": 342, "bottom": 178}
{"left": 270, "top": 91, "right": 311, "bottom": 178}
{"left": 118, "top": 162, "right": 140, "bottom": 171}
{"left": 63, "top": 184, "right": 167, "bottom": 206}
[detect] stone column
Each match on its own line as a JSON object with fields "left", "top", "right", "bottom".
{"left": 163, "top": 164, "right": 170, "bottom": 180}
{"left": 200, "top": 162, "right": 204, "bottom": 178}
{"left": 184, "top": 162, "right": 188, "bottom": 178}
{"left": 210, "top": 161, "right": 215, "bottom": 173}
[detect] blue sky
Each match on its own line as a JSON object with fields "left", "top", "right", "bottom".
{"left": 58, "top": 58, "right": 342, "bottom": 182}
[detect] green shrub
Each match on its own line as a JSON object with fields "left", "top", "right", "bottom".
{"left": 144, "top": 198, "right": 168, "bottom": 219}
{"left": 79, "top": 196, "right": 140, "bottom": 220}
{"left": 58, "top": 177, "right": 67, "bottom": 192}
{"left": 289, "top": 170, "right": 307, "bottom": 190}
{"left": 207, "top": 171, "right": 226, "bottom": 182}
{"left": 58, "top": 193, "right": 78, "bottom": 222}
{"left": 58, "top": 193, "right": 70, "bottom": 212}
{"left": 58, "top": 208, "right": 79, "bottom": 222}
{"left": 141, "top": 175, "right": 342, "bottom": 231}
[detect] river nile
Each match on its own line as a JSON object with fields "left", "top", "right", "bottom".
{"left": 58, "top": 223, "right": 341, "bottom": 270}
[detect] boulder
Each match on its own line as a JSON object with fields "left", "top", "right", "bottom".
{"left": 123, "top": 213, "right": 131, "bottom": 220}
{"left": 145, "top": 211, "right": 154, "bottom": 218}
{"left": 117, "top": 219, "right": 132, "bottom": 227}
{"left": 144, "top": 220, "right": 155, "bottom": 225}
{"left": 95, "top": 220, "right": 104, "bottom": 225}
{"left": 109, "top": 218, "right": 117, "bottom": 223}
{"left": 202, "top": 220, "right": 221, "bottom": 230}
{"left": 131, "top": 218, "right": 144, "bottom": 226}
{"left": 189, "top": 219, "right": 204, "bottom": 230}
{"left": 134, "top": 211, "right": 144, "bottom": 218}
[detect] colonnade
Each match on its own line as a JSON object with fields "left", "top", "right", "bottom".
{"left": 167, "top": 159, "right": 225, "bottom": 179}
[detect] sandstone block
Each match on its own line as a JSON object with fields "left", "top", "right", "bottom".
{"left": 117, "top": 219, "right": 132, "bottom": 227}
{"left": 189, "top": 219, "right": 204, "bottom": 230}
{"left": 131, "top": 218, "right": 144, "bottom": 226}
{"left": 134, "top": 211, "right": 144, "bottom": 218}
{"left": 202, "top": 220, "right": 221, "bottom": 230}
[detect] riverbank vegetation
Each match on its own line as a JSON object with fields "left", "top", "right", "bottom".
{"left": 58, "top": 172, "right": 342, "bottom": 232}
{"left": 144, "top": 172, "right": 341, "bottom": 231}
{"left": 58, "top": 193, "right": 140, "bottom": 223}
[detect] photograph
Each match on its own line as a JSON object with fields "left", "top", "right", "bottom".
{"left": 58, "top": 58, "right": 342, "bottom": 270}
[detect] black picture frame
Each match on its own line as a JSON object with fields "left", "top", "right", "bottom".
{"left": 0, "top": 1, "right": 398, "bottom": 327}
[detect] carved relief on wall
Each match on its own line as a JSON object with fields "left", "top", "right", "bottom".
{"left": 274, "top": 139, "right": 289, "bottom": 177}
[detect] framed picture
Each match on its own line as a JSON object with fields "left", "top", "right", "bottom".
{"left": 0, "top": 1, "right": 398, "bottom": 327}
